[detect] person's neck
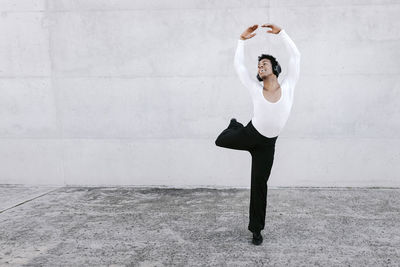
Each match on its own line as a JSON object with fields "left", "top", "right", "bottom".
{"left": 262, "top": 75, "right": 280, "bottom": 91}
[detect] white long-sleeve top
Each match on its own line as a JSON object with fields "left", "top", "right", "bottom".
{"left": 234, "top": 29, "right": 301, "bottom": 138}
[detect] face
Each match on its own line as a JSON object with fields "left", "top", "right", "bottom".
{"left": 258, "top": 59, "right": 272, "bottom": 79}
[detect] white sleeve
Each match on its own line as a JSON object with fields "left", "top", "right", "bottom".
{"left": 233, "top": 39, "right": 260, "bottom": 98}
{"left": 277, "top": 29, "right": 301, "bottom": 95}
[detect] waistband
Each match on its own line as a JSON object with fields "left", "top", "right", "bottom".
{"left": 246, "top": 120, "right": 278, "bottom": 143}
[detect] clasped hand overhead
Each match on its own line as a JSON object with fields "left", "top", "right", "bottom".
{"left": 240, "top": 24, "right": 282, "bottom": 40}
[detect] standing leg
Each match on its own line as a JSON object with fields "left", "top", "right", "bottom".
{"left": 215, "top": 119, "right": 253, "bottom": 151}
{"left": 247, "top": 144, "right": 276, "bottom": 233}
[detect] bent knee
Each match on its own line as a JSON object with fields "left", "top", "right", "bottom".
{"left": 215, "top": 136, "right": 227, "bottom": 147}
{"left": 215, "top": 138, "right": 223, "bottom": 147}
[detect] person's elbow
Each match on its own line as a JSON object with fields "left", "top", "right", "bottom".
{"left": 233, "top": 60, "right": 245, "bottom": 74}
{"left": 294, "top": 49, "right": 301, "bottom": 59}
{"left": 288, "top": 54, "right": 300, "bottom": 67}
{"left": 233, "top": 56, "right": 242, "bottom": 69}
{"left": 291, "top": 49, "right": 300, "bottom": 59}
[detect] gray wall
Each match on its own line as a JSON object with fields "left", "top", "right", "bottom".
{"left": 0, "top": 0, "right": 399, "bottom": 187}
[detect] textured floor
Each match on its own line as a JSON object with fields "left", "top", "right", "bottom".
{"left": 0, "top": 185, "right": 399, "bottom": 266}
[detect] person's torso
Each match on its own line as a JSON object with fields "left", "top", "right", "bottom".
{"left": 251, "top": 81, "right": 294, "bottom": 138}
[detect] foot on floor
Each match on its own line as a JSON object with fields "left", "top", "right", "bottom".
{"left": 252, "top": 231, "right": 263, "bottom": 245}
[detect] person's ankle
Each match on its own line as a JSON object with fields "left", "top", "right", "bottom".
{"left": 253, "top": 231, "right": 261, "bottom": 237}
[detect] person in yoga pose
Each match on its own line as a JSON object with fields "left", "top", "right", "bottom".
{"left": 215, "top": 23, "right": 301, "bottom": 245}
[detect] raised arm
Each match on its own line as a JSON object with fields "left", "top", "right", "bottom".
{"left": 277, "top": 29, "right": 301, "bottom": 89}
{"left": 234, "top": 39, "right": 260, "bottom": 97}
{"left": 233, "top": 25, "right": 260, "bottom": 98}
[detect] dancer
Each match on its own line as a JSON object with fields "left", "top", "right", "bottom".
{"left": 215, "top": 23, "right": 301, "bottom": 245}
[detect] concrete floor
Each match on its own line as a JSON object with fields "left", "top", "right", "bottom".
{"left": 0, "top": 185, "right": 399, "bottom": 266}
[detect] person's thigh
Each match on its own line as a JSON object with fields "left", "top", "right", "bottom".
{"left": 215, "top": 123, "right": 254, "bottom": 151}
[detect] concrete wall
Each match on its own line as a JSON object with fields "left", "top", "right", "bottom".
{"left": 0, "top": 0, "right": 399, "bottom": 187}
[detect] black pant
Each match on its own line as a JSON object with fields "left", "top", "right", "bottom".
{"left": 215, "top": 119, "right": 278, "bottom": 233}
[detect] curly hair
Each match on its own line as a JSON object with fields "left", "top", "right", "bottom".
{"left": 256, "top": 54, "right": 281, "bottom": 81}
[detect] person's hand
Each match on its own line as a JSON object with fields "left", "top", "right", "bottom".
{"left": 261, "top": 23, "right": 281, "bottom": 34}
{"left": 240, "top": 25, "right": 258, "bottom": 40}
